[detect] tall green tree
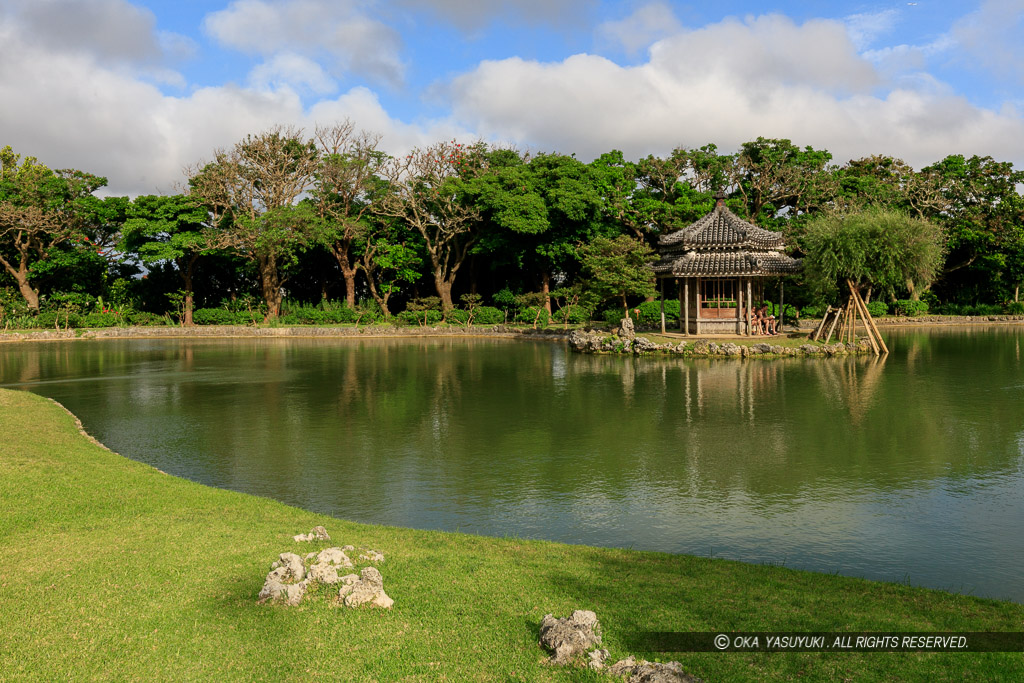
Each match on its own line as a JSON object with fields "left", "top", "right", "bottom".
{"left": 728, "top": 137, "right": 836, "bottom": 230}
{"left": 0, "top": 146, "right": 106, "bottom": 310}
{"left": 922, "top": 155, "right": 1024, "bottom": 303}
{"left": 121, "top": 195, "right": 209, "bottom": 325}
{"left": 802, "top": 208, "right": 944, "bottom": 302}
{"left": 188, "top": 126, "right": 319, "bottom": 319}
{"left": 579, "top": 235, "right": 656, "bottom": 316}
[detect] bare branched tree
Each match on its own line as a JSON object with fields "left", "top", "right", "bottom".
{"left": 187, "top": 126, "right": 318, "bottom": 318}
{"left": 374, "top": 141, "right": 484, "bottom": 312}
{"left": 312, "top": 120, "right": 385, "bottom": 308}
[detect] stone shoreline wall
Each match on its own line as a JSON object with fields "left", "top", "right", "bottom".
{"left": 568, "top": 326, "right": 874, "bottom": 358}
{"left": 796, "top": 314, "right": 1024, "bottom": 330}
{"left": 0, "top": 324, "right": 572, "bottom": 344}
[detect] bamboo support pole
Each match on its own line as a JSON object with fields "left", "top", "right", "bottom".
{"left": 824, "top": 306, "right": 842, "bottom": 343}
{"left": 847, "top": 281, "right": 888, "bottom": 355}
{"left": 811, "top": 306, "right": 831, "bottom": 341}
{"left": 847, "top": 285, "right": 880, "bottom": 355}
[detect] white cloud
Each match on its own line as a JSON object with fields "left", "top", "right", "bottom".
{"left": 447, "top": 14, "right": 1024, "bottom": 169}
{"left": 595, "top": 3, "right": 683, "bottom": 55}
{"left": 248, "top": 53, "right": 338, "bottom": 95}
{"left": 951, "top": 0, "right": 1024, "bottom": 84}
{"left": 844, "top": 8, "right": 899, "bottom": 51}
{"left": 203, "top": 0, "right": 405, "bottom": 84}
{"left": 0, "top": 15, "right": 466, "bottom": 197}
{"left": 0, "top": 0, "right": 194, "bottom": 69}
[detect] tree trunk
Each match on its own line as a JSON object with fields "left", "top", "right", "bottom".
{"left": 363, "top": 269, "right": 392, "bottom": 317}
{"left": 434, "top": 269, "right": 454, "bottom": 313}
{"left": 0, "top": 253, "right": 40, "bottom": 311}
{"left": 178, "top": 254, "right": 199, "bottom": 326}
{"left": 332, "top": 246, "right": 358, "bottom": 309}
{"left": 258, "top": 253, "right": 283, "bottom": 319}
{"left": 17, "top": 277, "right": 40, "bottom": 312}
{"left": 541, "top": 272, "right": 551, "bottom": 314}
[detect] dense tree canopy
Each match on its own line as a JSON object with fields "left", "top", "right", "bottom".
{"left": 3, "top": 128, "right": 1023, "bottom": 328}
{"left": 801, "top": 208, "right": 945, "bottom": 302}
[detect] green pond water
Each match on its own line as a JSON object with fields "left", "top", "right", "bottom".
{"left": 2, "top": 326, "right": 1023, "bottom": 602}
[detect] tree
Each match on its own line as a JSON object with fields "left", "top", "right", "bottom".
{"left": 801, "top": 208, "right": 944, "bottom": 303}
{"left": 188, "top": 126, "right": 319, "bottom": 319}
{"left": 121, "top": 195, "right": 209, "bottom": 325}
{"left": 922, "top": 155, "right": 1024, "bottom": 303}
{"left": 311, "top": 121, "right": 386, "bottom": 308}
{"left": 728, "top": 137, "right": 836, "bottom": 230}
{"left": 359, "top": 230, "right": 422, "bottom": 316}
{"left": 0, "top": 146, "right": 106, "bottom": 310}
{"left": 374, "top": 140, "right": 485, "bottom": 312}
{"left": 579, "top": 235, "right": 656, "bottom": 316}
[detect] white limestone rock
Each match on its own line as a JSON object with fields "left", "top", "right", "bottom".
{"left": 538, "top": 610, "right": 602, "bottom": 665}
{"left": 293, "top": 525, "right": 330, "bottom": 542}
{"left": 338, "top": 566, "right": 393, "bottom": 609}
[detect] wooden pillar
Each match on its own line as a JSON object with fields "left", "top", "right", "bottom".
{"left": 681, "top": 280, "right": 688, "bottom": 334}
{"left": 778, "top": 280, "right": 784, "bottom": 334}
{"left": 736, "top": 278, "right": 743, "bottom": 335}
{"left": 659, "top": 278, "right": 666, "bottom": 334}
{"left": 745, "top": 278, "right": 753, "bottom": 336}
{"left": 694, "top": 278, "right": 700, "bottom": 335}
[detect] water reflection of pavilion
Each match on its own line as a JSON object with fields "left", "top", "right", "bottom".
{"left": 653, "top": 193, "right": 801, "bottom": 335}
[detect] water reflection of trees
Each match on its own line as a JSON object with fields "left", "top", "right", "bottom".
{"left": 1, "top": 333, "right": 1022, "bottom": 520}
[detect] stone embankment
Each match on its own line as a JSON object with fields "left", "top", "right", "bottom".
{"left": 797, "top": 314, "right": 1024, "bottom": 329}
{"left": 570, "top": 318, "right": 873, "bottom": 358}
{"left": 0, "top": 324, "right": 571, "bottom": 343}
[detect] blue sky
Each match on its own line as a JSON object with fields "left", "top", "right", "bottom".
{"left": 1, "top": 0, "right": 1022, "bottom": 195}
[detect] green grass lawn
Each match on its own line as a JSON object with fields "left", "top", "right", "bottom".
{"left": 2, "top": 388, "right": 1021, "bottom": 681}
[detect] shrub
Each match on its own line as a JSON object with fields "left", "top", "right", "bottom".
{"left": 193, "top": 308, "right": 240, "bottom": 325}
{"left": 79, "top": 312, "right": 120, "bottom": 328}
{"left": 1006, "top": 301, "right": 1024, "bottom": 315}
{"left": 128, "top": 311, "right": 165, "bottom": 326}
{"left": 801, "top": 305, "right": 823, "bottom": 318}
{"left": 551, "top": 306, "right": 593, "bottom": 325}
{"left": 472, "top": 306, "right": 504, "bottom": 325}
{"left": 446, "top": 309, "right": 470, "bottom": 325}
{"left": 866, "top": 301, "right": 888, "bottom": 317}
{"left": 602, "top": 308, "right": 640, "bottom": 327}
{"left": 892, "top": 299, "right": 928, "bottom": 316}
{"left": 973, "top": 303, "right": 1004, "bottom": 316}
{"left": 42, "top": 291, "right": 96, "bottom": 314}
{"left": 632, "top": 300, "right": 681, "bottom": 327}
{"left": 34, "top": 311, "right": 82, "bottom": 328}
{"left": 396, "top": 309, "right": 442, "bottom": 326}
{"left": 514, "top": 306, "right": 549, "bottom": 327}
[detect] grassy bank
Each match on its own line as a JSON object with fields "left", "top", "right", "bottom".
{"left": 2, "top": 389, "right": 1022, "bottom": 681}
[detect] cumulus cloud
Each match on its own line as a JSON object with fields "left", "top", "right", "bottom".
{"left": 203, "top": 0, "right": 405, "bottom": 84}
{"left": 248, "top": 53, "right": 338, "bottom": 95}
{"left": 951, "top": 0, "right": 1024, "bottom": 83}
{"left": 0, "top": 0, "right": 194, "bottom": 69}
{"left": 447, "top": 13, "right": 1024, "bottom": 168}
{"left": 0, "top": 15, "right": 466, "bottom": 197}
{"left": 393, "top": 0, "right": 597, "bottom": 32}
{"left": 595, "top": 2, "right": 683, "bottom": 55}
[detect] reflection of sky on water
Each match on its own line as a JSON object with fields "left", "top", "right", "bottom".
{"left": 1, "top": 328, "right": 1023, "bottom": 602}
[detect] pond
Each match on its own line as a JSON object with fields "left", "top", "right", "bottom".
{"left": 2, "top": 326, "right": 1023, "bottom": 602}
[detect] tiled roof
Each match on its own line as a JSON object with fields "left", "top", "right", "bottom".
{"left": 658, "top": 204, "right": 786, "bottom": 251}
{"left": 653, "top": 251, "right": 803, "bottom": 277}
